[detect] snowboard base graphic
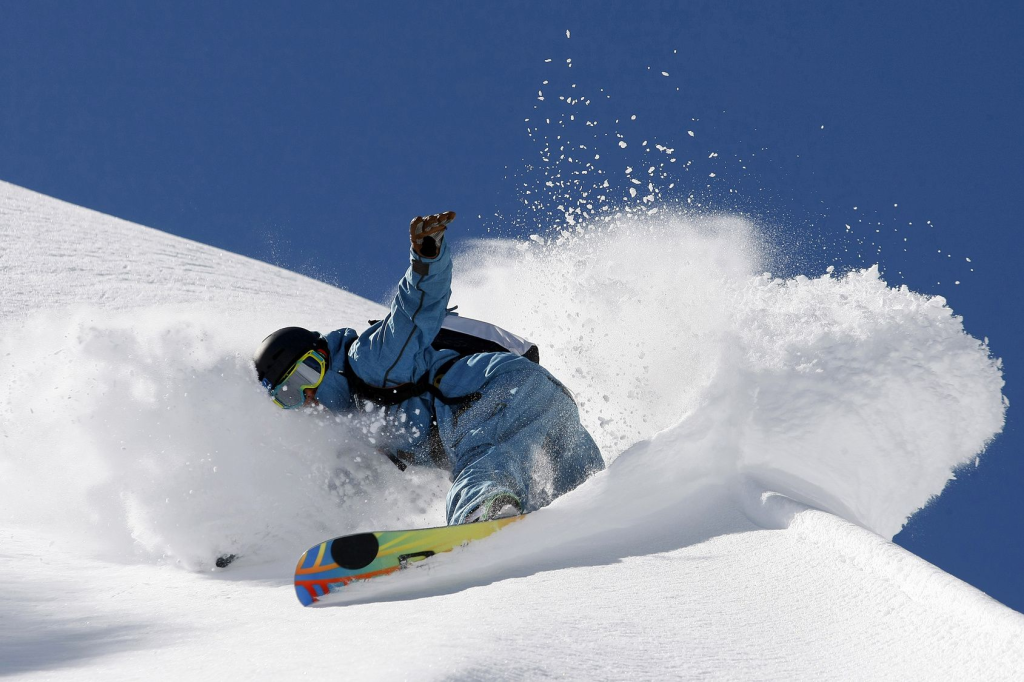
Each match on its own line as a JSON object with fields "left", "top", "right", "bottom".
{"left": 294, "top": 516, "right": 523, "bottom": 606}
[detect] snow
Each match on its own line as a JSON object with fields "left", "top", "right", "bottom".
{"left": 0, "top": 180, "right": 1021, "bottom": 679}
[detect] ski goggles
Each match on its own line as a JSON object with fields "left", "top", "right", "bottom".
{"left": 265, "top": 350, "right": 327, "bottom": 409}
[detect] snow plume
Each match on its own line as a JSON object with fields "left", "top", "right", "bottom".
{"left": 0, "top": 308, "right": 447, "bottom": 570}
{"left": 451, "top": 212, "right": 1006, "bottom": 538}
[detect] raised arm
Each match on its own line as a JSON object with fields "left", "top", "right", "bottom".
{"left": 349, "top": 212, "right": 456, "bottom": 387}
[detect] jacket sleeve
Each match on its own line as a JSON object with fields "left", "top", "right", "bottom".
{"left": 348, "top": 241, "right": 452, "bottom": 387}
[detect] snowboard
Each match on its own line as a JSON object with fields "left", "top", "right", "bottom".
{"left": 294, "top": 515, "right": 523, "bottom": 606}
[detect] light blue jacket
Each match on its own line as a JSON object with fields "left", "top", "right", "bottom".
{"left": 313, "top": 241, "right": 537, "bottom": 463}
{"left": 313, "top": 240, "right": 604, "bottom": 522}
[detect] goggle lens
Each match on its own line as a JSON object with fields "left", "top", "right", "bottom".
{"left": 271, "top": 351, "right": 326, "bottom": 408}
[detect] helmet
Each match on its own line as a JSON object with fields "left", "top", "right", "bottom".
{"left": 254, "top": 327, "right": 325, "bottom": 388}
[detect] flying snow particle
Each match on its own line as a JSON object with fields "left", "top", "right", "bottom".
{"left": 687, "top": 130, "right": 694, "bottom": 137}
{"left": 619, "top": 141, "right": 627, "bottom": 148}
{"left": 661, "top": 71, "right": 670, "bottom": 77}
{"left": 566, "top": 29, "right": 571, "bottom": 38}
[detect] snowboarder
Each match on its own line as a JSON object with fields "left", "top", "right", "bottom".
{"left": 254, "top": 212, "right": 604, "bottom": 525}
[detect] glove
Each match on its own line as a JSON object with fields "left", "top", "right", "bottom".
{"left": 410, "top": 211, "right": 455, "bottom": 258}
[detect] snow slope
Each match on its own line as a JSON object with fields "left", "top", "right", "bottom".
{"left": 0, "top": 180, "right": 1019, "bottom": 680}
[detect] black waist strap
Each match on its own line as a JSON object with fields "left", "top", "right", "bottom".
{"left": 340, "top": 343, "right": 467, "bottom": 408}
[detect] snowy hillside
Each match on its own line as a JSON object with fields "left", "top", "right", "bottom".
{"left": 0, "top": 180, "right": 1020, "bottom": 680}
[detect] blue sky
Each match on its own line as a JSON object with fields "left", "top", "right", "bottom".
{"left": 3, "top": 1, "right": 1022, "bottom": 610}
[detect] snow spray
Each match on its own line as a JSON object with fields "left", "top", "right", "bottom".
{"left": 451, "top": 212, "right": 1006, "bottom": 538}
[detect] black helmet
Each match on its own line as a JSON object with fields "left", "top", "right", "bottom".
{"left": 254, "top": 327, "right": 325, "bottom": 388}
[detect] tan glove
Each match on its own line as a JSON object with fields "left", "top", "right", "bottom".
{"left": 410, "top": 211, "right": 455, "bottom": 258}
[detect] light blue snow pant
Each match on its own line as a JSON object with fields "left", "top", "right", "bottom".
{"left": 437, "top": 364, "right": 605, "bottom": 525}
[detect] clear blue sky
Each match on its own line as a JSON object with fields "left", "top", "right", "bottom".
{"left": 3, "top": 1, "right": 1022, "bottom": 610}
